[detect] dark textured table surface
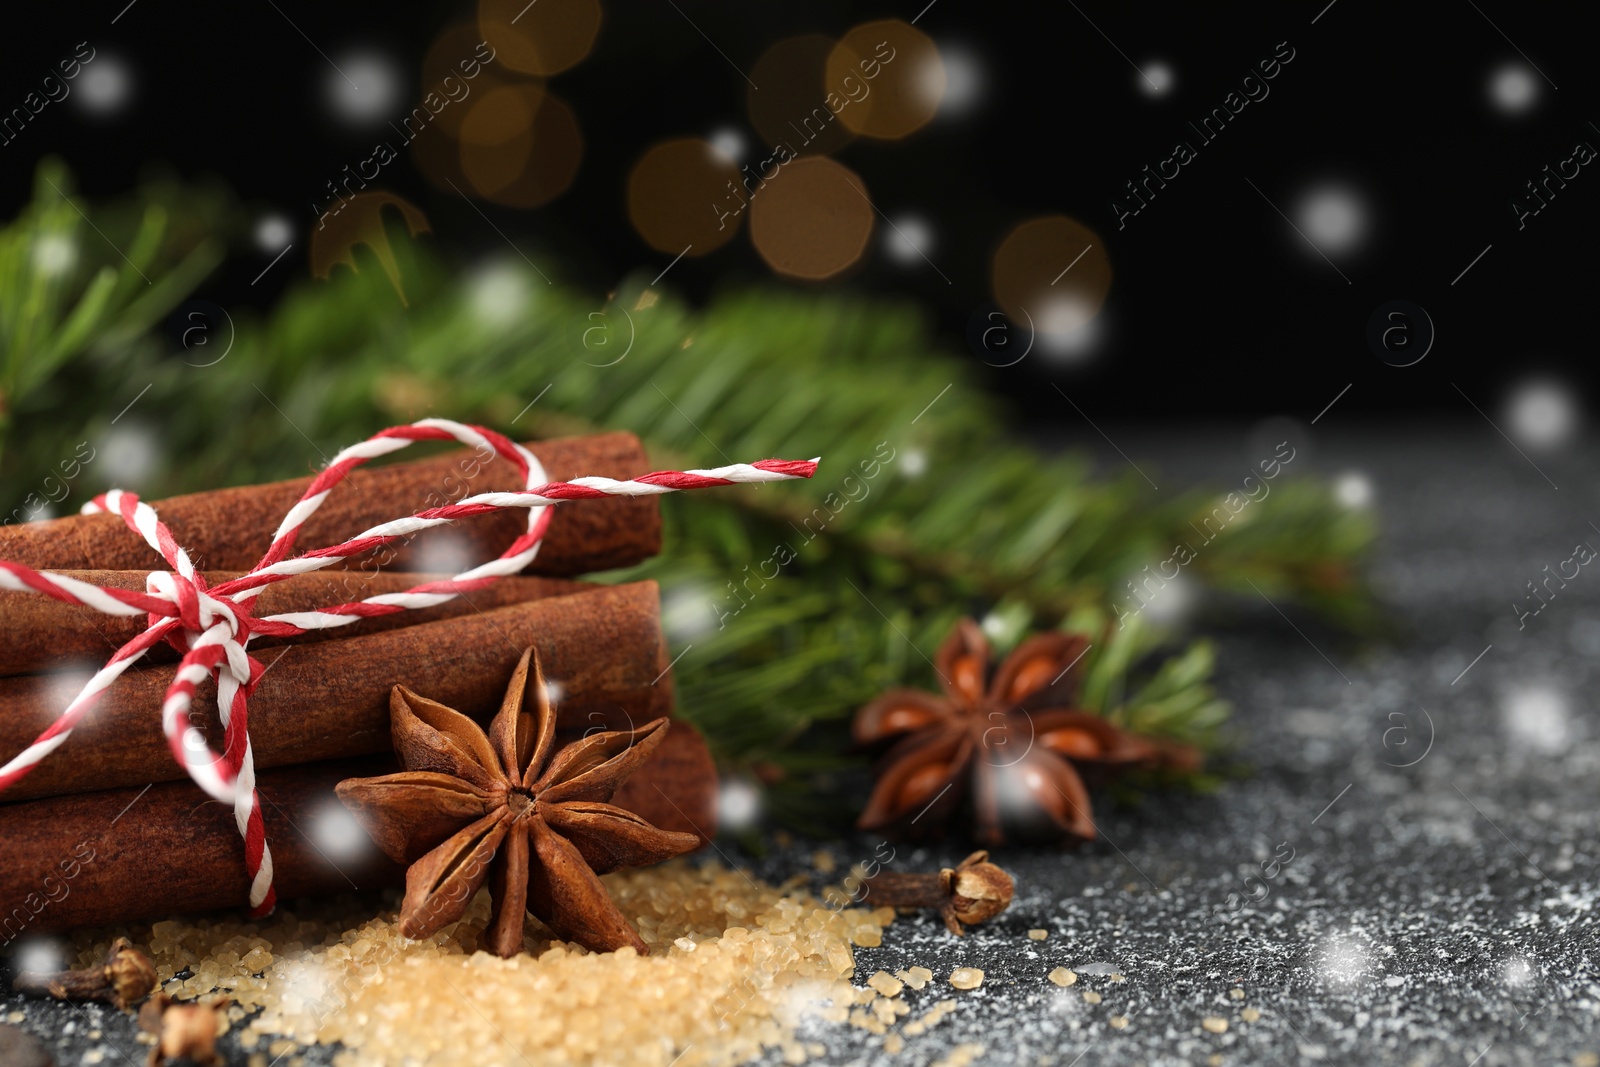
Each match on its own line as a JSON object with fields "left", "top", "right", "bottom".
{"left": 5, "top": 426, "right": 1598, "bottom": 1066}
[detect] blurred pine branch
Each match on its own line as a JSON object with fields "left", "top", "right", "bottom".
{"left": 0, "top": 169, "right": 1377, "bottom": 826}
{"left": 0, "top": 160, "right": 227, "bottom": 473}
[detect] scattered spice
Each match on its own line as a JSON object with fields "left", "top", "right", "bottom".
{"left": 1027, "top": 928, "right": 1048, "bottom": 940}
{"left": 861, "top": 850, "right": 1015, "bottom": 936}
{"left": 1229, "top": 987, "right": 1246, "bottom": 1000}
{"left": 336, "top": 648, "right": 701, "bottom": 957}
{"left": 949, "top": 967, "right": 985, "bottom": 990}
{"left": 1110, "top": 1015, "right": 1130, "bottom": 1029}
{"left": 0, "top": 1023, "right": 52, "bottom": 1067}
{"left": 1241, "top": 1007, "right": 1262, "bottom": 1023}
{"left": 137, "top": 993, "right": 227, "bottom": 1067}
{"left": 854, "top": 618, "right": 1196, "bottom": 842}
{"left": 1082, "top": 990, "right": 1102, "bottom": 1004}
{"left": 11, "top": 937, "right": 156, "bottom": 1010}
{"left": 1202, "top": 1016, "right": 1229, "bottom": 1033}
{"left": 1049, "top": 968, "right": 1078, "bottom": 986}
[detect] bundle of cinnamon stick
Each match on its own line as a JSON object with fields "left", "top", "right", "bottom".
{"left": 0, "top": 432, "right": 718, "bottom": 939}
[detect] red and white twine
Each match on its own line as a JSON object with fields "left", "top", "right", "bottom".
{"left": 0, "top": 419, "right": 817, "bottom": 916}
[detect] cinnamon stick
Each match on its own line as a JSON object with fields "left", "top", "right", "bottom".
{"left": 0, "top": 431, "right": 662, "bottom": 577}
{"left": 0, "top": 723, "right": 717, "bottom": 937}
{"left": 0, "top": 583, "right": 673, "bottom": 802}
{"left": 0, "top": 570, "right": 590, "bottom": 677}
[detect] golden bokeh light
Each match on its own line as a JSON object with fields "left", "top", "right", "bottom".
{"left": 460, "top": 84, "right": 540, "bottom": 196}
{"left": 413, "top": 77, "right": 581, "bottom": 209}
{"left": 627, "top": 138, "right": 745, "bottom": 255}
{"left": 749, "top": 157, "right": 874, "bottom": 280}
{"left": 410, "top": 118, "right": 468, "bottom": 193}
{"left": 826, "top": 20, "right": 944, "bottom": 140}
{"left": 480, "top": 91, "right": 584, "bottom": 208}
{"left": 479, "top": 0, "right": 602, "bottom": 76}
{"left": 420, "top": 24, "right": 510, "bottom": 137}
{"left": 990, "top": 216, "right": 1113, "bottom": 337}
{"left": 747, "top": 34, "right": 856, "bottom": 158}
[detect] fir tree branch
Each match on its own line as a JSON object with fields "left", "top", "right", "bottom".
{"left": 0, "top": 172, "right": 1377, "bottom": 822}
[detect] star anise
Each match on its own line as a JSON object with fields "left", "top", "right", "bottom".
{"left": 336, "top": 647, "right": 701, "bottom": 957}
{"left": 854, "top": 618, "right": 1195, "bottom": 845}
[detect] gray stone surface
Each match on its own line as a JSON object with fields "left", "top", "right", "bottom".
{"left": 4, "top": 427, "right": 1598, "bottom": 1066}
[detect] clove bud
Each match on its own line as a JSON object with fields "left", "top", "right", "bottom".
{"left": 11, "top": 937, "right": 157, "bottom": 1011}
{"left": 860, "top": 850, "right": 1015, "bottom": 936}
{"left": 137, "top": 993, "right": 228, "bottom": 1067}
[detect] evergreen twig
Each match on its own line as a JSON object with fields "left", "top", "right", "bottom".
{"left": 0, "top": 171, "right": 1376, "bottom": 826}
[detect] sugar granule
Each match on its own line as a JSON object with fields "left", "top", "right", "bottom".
{"left": 948, "top": 968, "right": 984, "bottom": 991}
{"left": 867, "top": 971, "right": 904, "bottom": 998}
{"left": 64, "top": 861, "right": 892, "bottom": 1067}
{"left": 931, "top": 1043, "right": 984, "bottom": 1067}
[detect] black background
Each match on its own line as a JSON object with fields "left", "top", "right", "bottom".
{"left": 2, "top": 0, "right": 1593, "bottom": 423}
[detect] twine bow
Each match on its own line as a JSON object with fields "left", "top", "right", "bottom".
{"left": 0, "top": 419, "right": 817, "bottom": 915}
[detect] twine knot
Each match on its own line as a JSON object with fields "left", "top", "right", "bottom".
{"left": 146, "top": 570, "right": 256, "bottom": 650}
{"left": 0, "top": 418, "right": 817, "bottom": 918}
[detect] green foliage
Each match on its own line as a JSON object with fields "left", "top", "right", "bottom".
{"left": 0, "top": 171, "right": 1376, "bottom": 827}
{"left": 0, "top": 160, "right": 227, "bottom": 473}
